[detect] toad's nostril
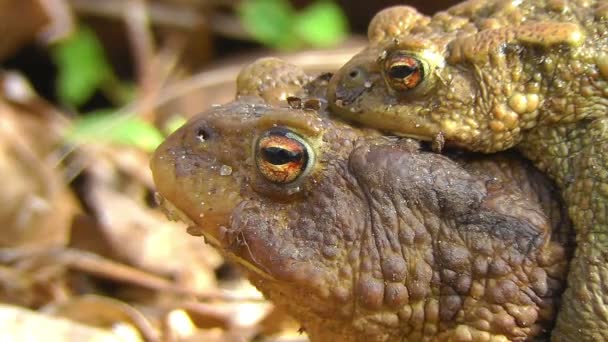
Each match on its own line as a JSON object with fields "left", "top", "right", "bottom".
{"left": 349, "top": 70, "right": 359, "bottom": 79}
{"left": 196, "top": 127, "right": 212, "bottom": 142}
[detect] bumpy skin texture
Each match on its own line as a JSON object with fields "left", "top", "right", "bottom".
{"left": 236, "top": 57, "right": 313, "bottom": 104}
{"left": 328, "top": 1, "right": 608, "bottom": 339}
{"left": 151, "top": 96, "right": 572, "bottom": 341}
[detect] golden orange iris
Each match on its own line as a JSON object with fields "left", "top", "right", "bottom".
{"left": 384, "top": 53, "right": 423, "bottom": 91}
{"left": 256, "top": 130, "right": 309, "bottom": 184}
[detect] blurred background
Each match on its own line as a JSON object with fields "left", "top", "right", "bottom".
{"left": 0, "top": 0, "right": 458, "bottom": 341}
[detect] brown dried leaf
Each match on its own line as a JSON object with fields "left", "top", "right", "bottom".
{"left": 0, "top": 303, "right": 126, "bottom": 341}
{"left": 181, "top": 281, "right": 270, "bottom": 331}
{"left": 0, "top": 99, "right": 77, "bottom": 248}
{"left": 258, "top": 306, "right": 303, "bottom": 339}
{"left": 74, "top": 144, "right": 220, "bottom": 293}
{"left": 45, "top": 294, "right": 155, "bottom": 341}
{"left": 0, "top": 1, "right": 49, "bottom": 61}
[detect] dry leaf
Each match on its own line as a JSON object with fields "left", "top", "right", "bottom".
{"left": 0, "top": 99, "right": 77, "bottom": 248}
{"left": 0, "top": 303, "right": 125, "bottom": 341}
{"left": 45, "top": 294, "right": 154, "bottom": 341}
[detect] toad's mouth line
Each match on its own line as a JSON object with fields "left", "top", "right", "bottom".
{"left": 207, "top": 229, "right": 277, "bottom": 282}
{"left": 334, "top": 85, "right": 369, "bottom": 107}
{"left": 156, "top": 194, "right": 277, "bottom": 282}
{"left": 396, "top": 132, "right": 433, "bottom": 142}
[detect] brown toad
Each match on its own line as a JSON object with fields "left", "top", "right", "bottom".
{"left": 151, "top": 95, "right": 571, "bottom": 341}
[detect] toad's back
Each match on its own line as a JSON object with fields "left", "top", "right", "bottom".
{"left": 327, "top": 0, "right": 608, "bottom": 340}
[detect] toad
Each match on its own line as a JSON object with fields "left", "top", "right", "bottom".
{"left": 328, "top": 1, "right": 608, "bottom": 338}
{"left": 151, "top": 93, "right": 571, "bottom": 341}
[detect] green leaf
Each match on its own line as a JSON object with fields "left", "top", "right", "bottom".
{"left": 238, "top": 0, "right": 348, "bottom": 50}
{"left": 238, "top": 0, "right": 299, "bottom": 50}
{"left": 67, "top": 109, "right": 164, "bottom": 152}
{"left": 52, "top": 27, "right": 112, "bottom": 107}
{"left": 163, "top": 115, "right": 187, "bottom": 135}
{"left": 295, "top": 1, "right": 348, "bottom": 47}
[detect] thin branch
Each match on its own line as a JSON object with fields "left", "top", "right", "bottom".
{"left": 124, "top": 0, "right": 155, "bottom": 84}
{"left": 0, "top": 247, "right": 266, "bottom": 303}
{"left": 67, "top": 0, "right": 203, "bottom": 30}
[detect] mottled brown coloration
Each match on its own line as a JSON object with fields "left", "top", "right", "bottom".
{"left": 328, "top": 1, "right": 608, "bottom": 338}
{"left": 151, "top": 93, "right": 572, "bottom": 341}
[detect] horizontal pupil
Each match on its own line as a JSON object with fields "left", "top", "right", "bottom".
{"left": 389, "top": 64, "right": 416, "bottom": 79}
{"left": 262, "top": 146, "right": 302, "bottom": 165}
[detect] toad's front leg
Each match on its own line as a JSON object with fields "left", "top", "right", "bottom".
{"left": 522, "top": 118, "right": 608, "bottom": 340}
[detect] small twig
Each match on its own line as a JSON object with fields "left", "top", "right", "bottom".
{"left": 124, "top": 0, "right": 155, "bottom": 85}
{"left": 136, "top": 35, "right": 183, "bottom": 122}
{"left": 68, "top": 0, "right": 255, "bottom": 41}
{"left": 123, "top": 0, "right": 160, "bottom": 122}
{"left": 37, "top": 0, "right": 75, "bottom": 43}
{"left": 59, "top": 248, "right": 267, "bottom": 302}
{"left": 67, "top": 0, "right": 203, "bottom": 30}
{"left": 0, "top": 104, "right": 58, "bottom": 199}
{"left": 0, "top": 247, "right": 265, "bottom": 303}
{"left": 208, "top": 12, "right": 250, "bottom": 41}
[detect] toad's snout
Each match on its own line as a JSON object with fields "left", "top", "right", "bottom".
{"left": 150, "top": 116, "right": 243, "bottom": 243}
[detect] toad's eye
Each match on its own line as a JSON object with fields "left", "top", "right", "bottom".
{"left": 255, "top": 128, "right": 312, "bottom": 184}
{"left": 384, "top": 52, "right": 424, "bottom": 91}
